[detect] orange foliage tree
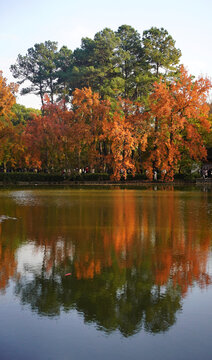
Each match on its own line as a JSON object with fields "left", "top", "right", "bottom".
{"left": 0, "top": 71, "right": 18, "bottom": 117}
{"left": 71, "top": 87, "right": 110, "bottom": 171}
{"left": 103, "top": 99, "right": 148, "bottom": 180}
{"left": 17, "top": 68, "right": 211, "bottom": 181}
{"left": 23, "top": 89, "right": 111, "bottom": 172}
{"left": 143, "top": 66, "right": 211, "bottom": 181}
{"left": 23, "top": 97, "right": 74, "bottom": 170}
{"left": 0, "top": 71, "right": 20, "bottom": 171}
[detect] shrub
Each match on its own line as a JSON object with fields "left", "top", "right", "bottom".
{"left": 0, "top": 172, "right": 64, "bottom": 183}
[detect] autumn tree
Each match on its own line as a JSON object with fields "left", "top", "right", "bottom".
{"left": 23, "top": 97, "right": 73, "bottom": 170}
{"left": 102, "top": 98, "right": 148, "bottom": 180}
{"left": 71, "top": 87, "right": 110, "bottom": 170}
{"left": 143, "top": 66, "right": 211, "bottom": 181}
{"left": 71, "top": 88, "right": 149, "bottom": 179}
{"left": 0, "top": 71, "right": 17, "bottom": 117}
{"left": 0, "top": 71, "right": 20, "bottom": 171}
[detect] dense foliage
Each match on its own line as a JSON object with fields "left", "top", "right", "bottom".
{"left": 10, "top": 26, "right": 181, "bottom": 104}
{"left": 0, "top": 25, "right": 211, "bottom": 181}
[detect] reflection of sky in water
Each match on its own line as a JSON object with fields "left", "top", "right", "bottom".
{"left": 9, "top": 191, "right": 41, "bottom": 206}
{"left": 8, "top": 190, "right": 77, "bottom": 207}
{"left": 16, "top": 243, "right": 44, "bottom": 277}
{"left": 16, "top": 239, "right": 75, "bottom": 278}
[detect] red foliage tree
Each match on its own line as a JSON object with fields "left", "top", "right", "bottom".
{"left": 23, "top": 96, "right": 73, "bottom": 170}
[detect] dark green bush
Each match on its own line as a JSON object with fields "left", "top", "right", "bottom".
{"left": 126, "top": 173, "right": 147, "bottom": 181}
{"left": 0, "top": 171, "right": 151, "bottom": 183}
{"left": 67, "top": 173, "right": 110, "bottom": 181}
{"left": 174, "top": 172, "right": 199, "bottom": 182}
{"left": 0, "top": 172, "right": 64, "bottom": 183}
{"left": 0, "top": 172, "right": 112, "bottom": 183}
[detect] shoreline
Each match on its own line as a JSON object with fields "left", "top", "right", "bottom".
{"left": 0, "top": 179, "right": 212, "bottom": 187}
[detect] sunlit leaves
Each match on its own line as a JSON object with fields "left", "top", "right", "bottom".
{"left": 143, "top": 66, "right": 211, "bottom": 181}
{"left": 0, "top": 71, "right": 18, "bottom": 118}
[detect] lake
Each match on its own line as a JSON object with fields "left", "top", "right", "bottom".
{"left": 0, "top": 186, "right": 212, "bottom": 360}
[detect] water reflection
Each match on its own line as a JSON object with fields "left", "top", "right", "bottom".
{"left": 0, "top": 189, "right": 212, "bottom": 336}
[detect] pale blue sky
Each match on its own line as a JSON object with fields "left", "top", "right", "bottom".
{"left": 1, "top": 0, "right": 211, "bottom": 108}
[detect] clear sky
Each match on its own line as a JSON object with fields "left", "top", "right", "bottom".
{"left": 1, "top": 0, "right": 211, "bottom": 108}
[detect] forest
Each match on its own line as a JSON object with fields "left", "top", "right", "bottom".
{"left": 0, "top": 25, "right": 212, "bottom": 181}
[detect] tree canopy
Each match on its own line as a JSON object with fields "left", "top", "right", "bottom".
{"left": 1, "top": 25, "right": 211, "bottom": 180}
{"left": 10, "top": 26, "right": 182, "bottom": 103}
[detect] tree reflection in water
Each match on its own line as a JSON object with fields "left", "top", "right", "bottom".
{"left": 0, "top": 188, "right": 211, "bottom": 336}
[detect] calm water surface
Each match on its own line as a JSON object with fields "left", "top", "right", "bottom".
{"left": 0, "top": 187, "right": 212, "bottom": 360}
